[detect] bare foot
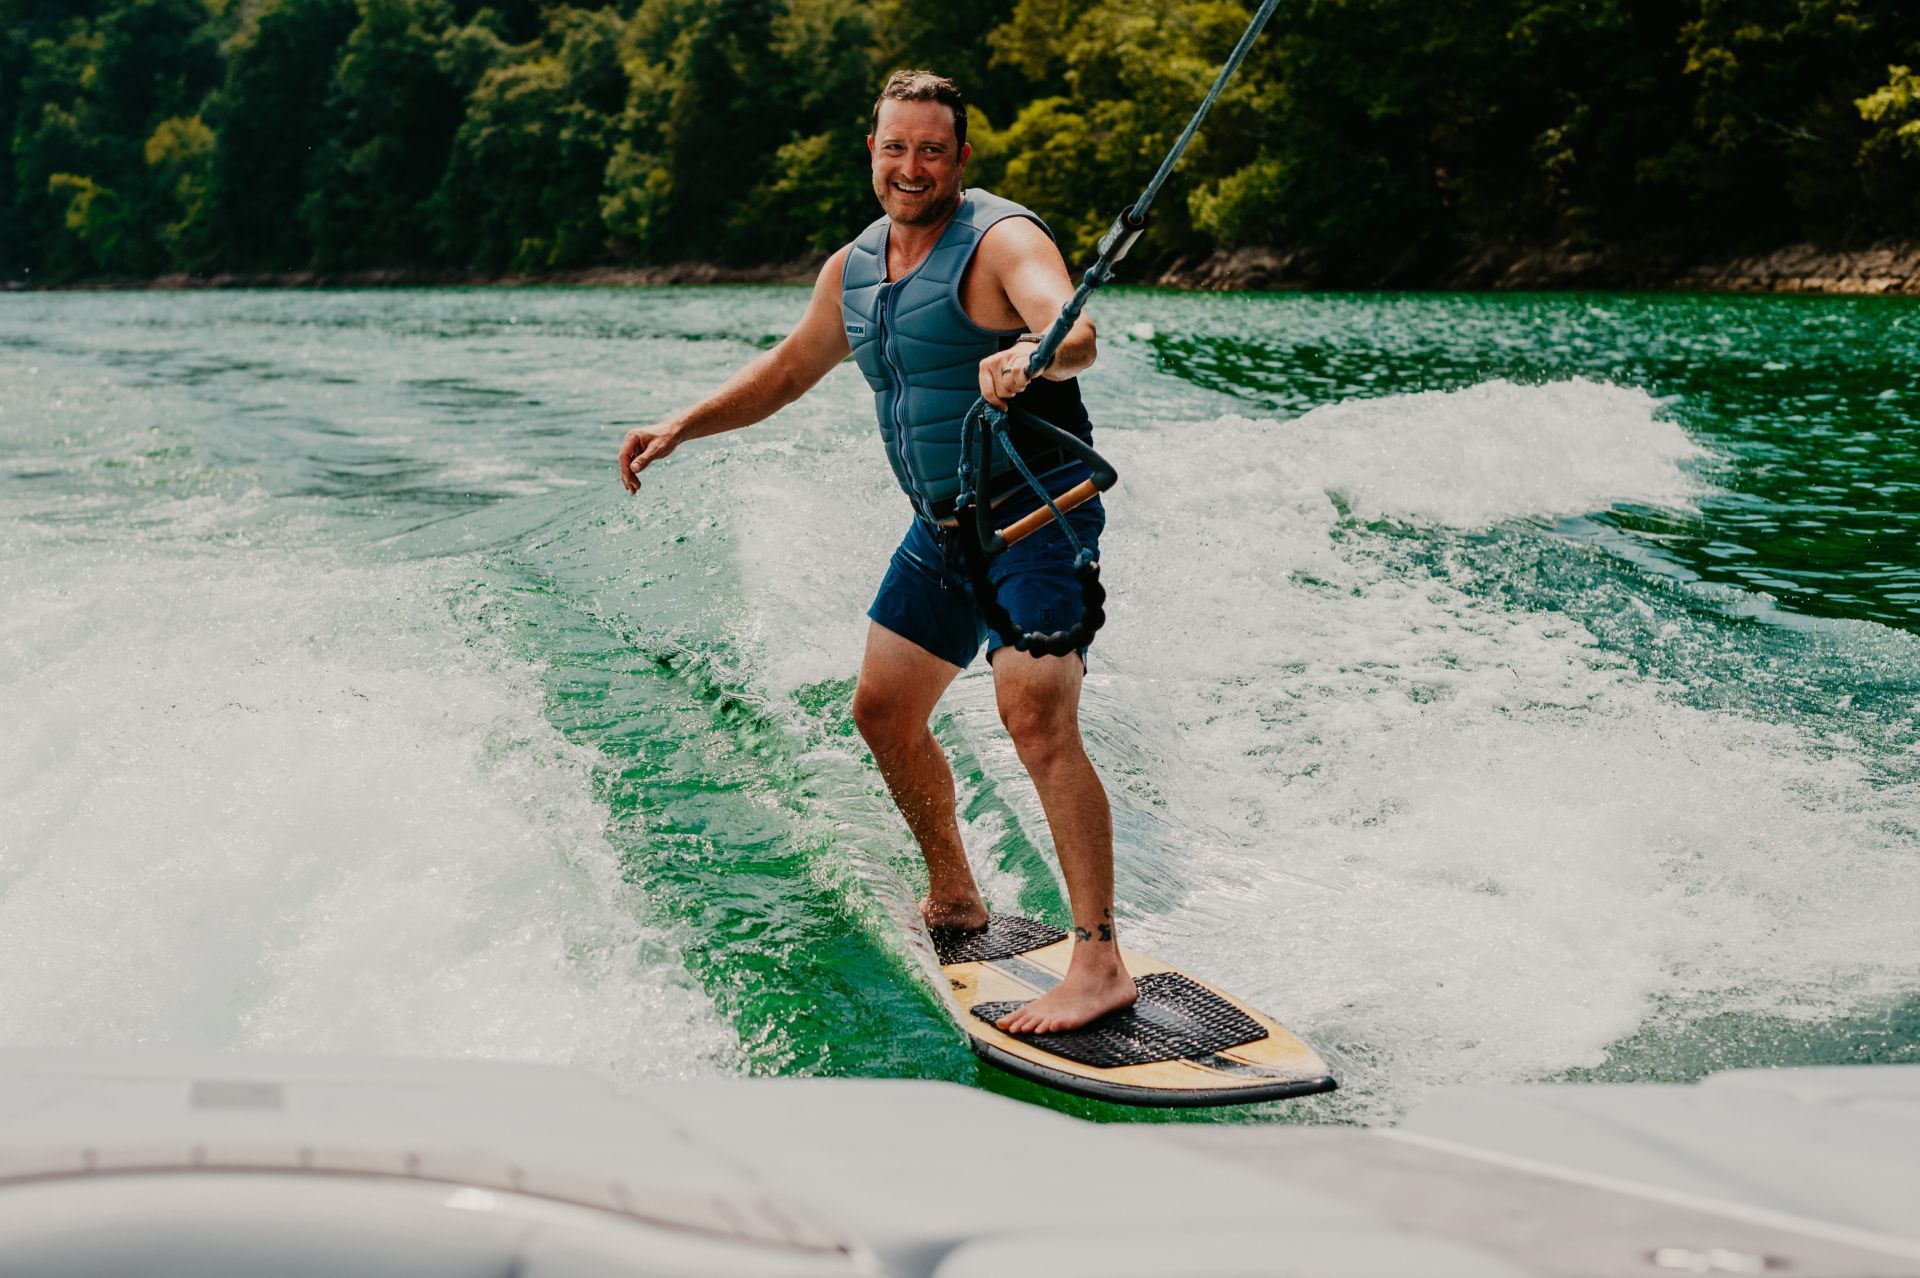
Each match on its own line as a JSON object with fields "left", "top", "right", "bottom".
{"left": 995, "top": 953, "right": 1136, "bottom": 1035}
{"left": 922, "top": 893, "right": 988, "bottom": 933}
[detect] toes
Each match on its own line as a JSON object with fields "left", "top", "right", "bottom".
{"left": 996, "top": 1009, "right": 1058, "bottom": 1035}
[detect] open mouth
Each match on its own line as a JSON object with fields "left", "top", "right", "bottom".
{"left": 891, "top": 182, "right": 931, "bottom": 196}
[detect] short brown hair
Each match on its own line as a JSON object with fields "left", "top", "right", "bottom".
{"left": 870, "top": 69, "right": 967, "bottom": 149}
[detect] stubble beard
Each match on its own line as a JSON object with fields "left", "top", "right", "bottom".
{"left": 875, "top": 180, "right": 962, "bottom": 229}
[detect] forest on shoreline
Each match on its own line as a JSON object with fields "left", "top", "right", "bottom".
{"left": 5, "top": 0, "right": 1920, "bottom": 289}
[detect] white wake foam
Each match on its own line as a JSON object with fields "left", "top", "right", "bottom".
{"left": 0, "top": 544, "right": 733, "bottom": 1086}
{"left": 1271, "top": 377, "right": 1710, "bottom": 526}
{"left": 1093, "top": 381, "right": 1918, "bottom": 1114}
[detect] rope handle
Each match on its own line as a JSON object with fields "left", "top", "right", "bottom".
{"left": 997, "top": 478, "right": 1101, "bottom": 549}
{"left": 965, "top": 402, "right": 1119, "bottom": 555}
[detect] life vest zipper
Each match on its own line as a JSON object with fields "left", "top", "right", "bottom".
{"left": 880, "top": 281, "right": 923, "bottom": 513}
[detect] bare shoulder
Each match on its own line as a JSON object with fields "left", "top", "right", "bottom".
{"left": 816, "top": 243, "right": 853, "bottom": 297}
{"left": 778, "top": 244, "right": 854, "bottom": 381}
{"left": 974, "top": 215, "right": 1065, "bottom": 275}
{"left": 796, "top": 244, "right": 853, "bottom": 324}
{"left": 964, "top": 216, "right": 1071, "bottom": 330}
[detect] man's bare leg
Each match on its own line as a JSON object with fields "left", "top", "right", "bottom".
{"left": 851, "top": 622, "right": 986, "bottom": 931}
{"left": 987, "top": 648, "right": 1135, "bottom": 1034}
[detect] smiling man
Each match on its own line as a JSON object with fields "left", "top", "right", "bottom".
{"left": 616, "top": 70, "right": 1129, "bottom": 1034}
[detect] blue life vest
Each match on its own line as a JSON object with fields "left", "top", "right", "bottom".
{"left": 840, "top": 189, "right": 1092, "bottom": 521}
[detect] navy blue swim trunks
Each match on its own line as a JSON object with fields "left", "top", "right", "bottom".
{"left": 868, "top": 464, "right": 1106, "bottom": 670}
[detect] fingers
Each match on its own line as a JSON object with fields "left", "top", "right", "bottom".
{"left": 634, "top": 433, "right": 673, "bottom": 472}
{"left": 617, "top": 433, "right": 651, "bottom": 494}
{"left": 979, "top": 359, "right": 1005, "bottom": 409}
{"left": 978, "top": 352, "right": 1030, "bottom": 410}
{"left": 617, "top": 430, "right": 675, "bottom": 495}
{"left": 617, "top": 435, "right": 641, "bottom": 493}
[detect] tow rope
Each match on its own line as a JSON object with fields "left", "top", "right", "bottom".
{"left": 953, "top": 0, "right": 1284, "bottom": 658}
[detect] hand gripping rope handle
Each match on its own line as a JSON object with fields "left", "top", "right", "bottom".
{"left": 953, "top": 0, "right": 1283, "bottom": 657}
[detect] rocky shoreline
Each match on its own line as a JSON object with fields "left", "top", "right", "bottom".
{"left": 5, "top": 261, "right": 822, "bottom": 292}
{"left": 1153, "top": 240, "right": 1920, "bottom": 294}
{"left": 8, "top": 240, "right": 1916, "bottom": 295}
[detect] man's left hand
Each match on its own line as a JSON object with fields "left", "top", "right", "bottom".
{"left": 979, "top": 339, "right": 1041, "bottom": 409}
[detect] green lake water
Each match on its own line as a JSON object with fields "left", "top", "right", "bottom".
{"left": 2, "top": 287, "right": 1915, "bottom": 1124}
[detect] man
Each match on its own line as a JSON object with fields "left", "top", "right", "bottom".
{"left": 616, "top": 70, "right": 1131, "bottom": 1034}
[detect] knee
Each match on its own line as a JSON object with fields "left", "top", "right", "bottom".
{"left": 853, "top": 684, "right": 918, "bottom": 752}
{"left": 998, "top": 697, "right": 1074, "bottom": 771}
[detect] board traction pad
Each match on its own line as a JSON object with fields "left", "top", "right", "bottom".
{"left": 931, "top": 914, "right": 1066, "bottom": 965}
{"left": 970, "top": 971, "right": 1270, "bottom": 1069}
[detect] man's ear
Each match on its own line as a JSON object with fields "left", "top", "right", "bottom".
{"left": 959, "top": 142, "right": 972, "bottom": 170}
{"left": 866, "top": 135, "right": 875, "bottom": 155}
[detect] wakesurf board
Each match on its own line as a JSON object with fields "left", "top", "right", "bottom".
{"left": 931, "top": 915, "right": 1336, "bottom": 1108}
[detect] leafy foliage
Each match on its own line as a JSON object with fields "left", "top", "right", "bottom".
{"left": 300, "top": 0, "right": 464, "bottom": 269}
{"left": 4, "top": 0, "right": 1917, "bottom": 283}
{"left": 213, "top": 0, "right": 359, "bottom": 271}
{"left": 1857, "top": 64, "right": 1920, "bottom": 222}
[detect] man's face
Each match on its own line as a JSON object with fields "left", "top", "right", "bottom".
{"left": 868, "top": 99, "right": 970, "bottom": 229}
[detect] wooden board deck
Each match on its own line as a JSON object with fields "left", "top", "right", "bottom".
{"left": 938, "top": 922, "right": 1336, "bottom": 1108}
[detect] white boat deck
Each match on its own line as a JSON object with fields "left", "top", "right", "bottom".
{"left": 0, "top": 1050, "right": 1913, "bottom": 1276}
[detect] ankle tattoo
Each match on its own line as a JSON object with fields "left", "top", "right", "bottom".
{"left": 1073, "top": 909, "right": 1116, "bottom": 944}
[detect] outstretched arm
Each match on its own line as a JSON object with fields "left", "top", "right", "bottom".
{"left": 970, "top": 218, "right": 1096, "bottom": 409}
{"left": 619, "top": 247, "right": 853, "bottom": 493}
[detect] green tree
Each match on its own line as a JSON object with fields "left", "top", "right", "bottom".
{"left": 1677, "top": 0, "right": 1920, "bottom": 243}
{"left": 1857, "top": 63, "right": 1920, "bottom": 226}
{"left": 727, "top": 129, "right": 874, "bottom": 258}
{"left": 1496, "top": 0, "right": 1697, "bottom": 249}
{"left": 145, "top": 112, "right": 217, "bottom": 268}
{"left": 0, "top": 0, "right": 33, "bottom": 278}
{"left": 9, "top": 13, "right": 102, "bottom": 278}
{"left": 46, "top": 173, "right": 144, "bottom": 271}
{"left": 10, "top": 0, "right": 220, "bottom": 278}
{"left": 723, "top": 0, "right": 878, "bottom": 258}
{"left": 873, "top": 0, "right": 1026, "bottom": 125}
{"left": 10, "top": 0, "right": 1920, "bottom": 283}
{"left": 603, "top": 0, "right": 792, "bottom": 262}
{"left": 212, "top": 0, "right": 359, "bottom": 271}
{"left": 435, "top": 6, "right": 628, "bottom": 271}
{"left": 301, "top": 0, "right": 462, "bottom": 269}
{"left": 979, "top": 0, "right": 1267, "bottom": 265}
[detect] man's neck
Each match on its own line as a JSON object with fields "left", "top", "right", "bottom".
{"left": 886, "top": 197, "right": 963, "bottom": 276}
